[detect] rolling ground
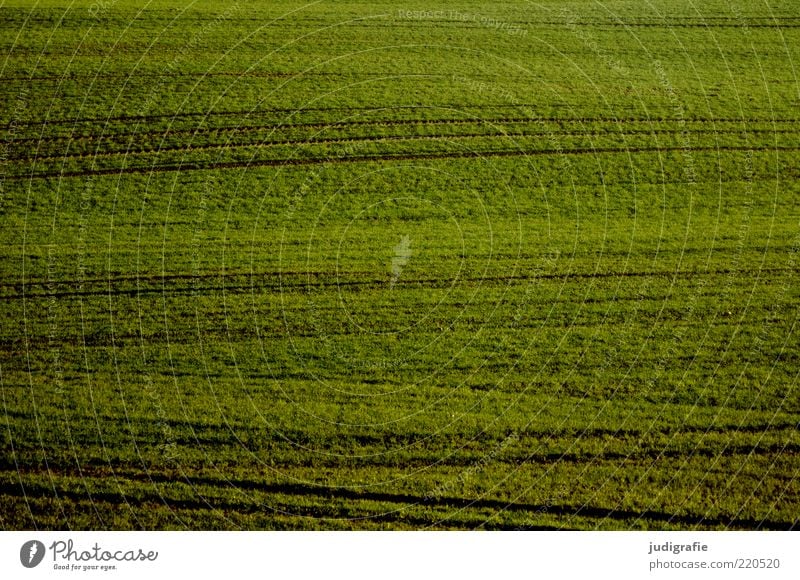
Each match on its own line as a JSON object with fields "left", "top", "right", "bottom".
{"left": 0, "top": 0, "right": 798, "bottom": 529}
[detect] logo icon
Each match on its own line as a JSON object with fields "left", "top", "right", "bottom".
{"left": 390, "top": 234, "right": 412, "bottom": 289}
{"left": 20, "top": 540, "right": 46, "bottom": 568}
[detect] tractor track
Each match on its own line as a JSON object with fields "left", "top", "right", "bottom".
{"left": 3, "top": 266, "right": 793, "bottom": 301}
{"left": 7, "top": 127, "right": 797, "bottom": 163}
{"left": 12, "top": 128, "right": 797, "bottom": 164}
{"left": 4, "top": 108, "right": 799, "bottom": 131}
{"left": 5, "top": 144, "right": 798, "bottom": 181}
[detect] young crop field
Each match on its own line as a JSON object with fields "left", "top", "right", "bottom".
{"left": 0, "top": 0, "right": 798, "bottom": 530}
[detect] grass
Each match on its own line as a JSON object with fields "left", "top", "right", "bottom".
{"left": 0, "top": 0, "right": 798, "bottom": 530}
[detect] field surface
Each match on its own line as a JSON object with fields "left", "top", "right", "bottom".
{"left": 0, "top": 0, "right": 798, "bottom": 530}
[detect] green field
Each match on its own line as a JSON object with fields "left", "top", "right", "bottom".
{"left": 0, "top": 0, "right": 798, "bottom": 530}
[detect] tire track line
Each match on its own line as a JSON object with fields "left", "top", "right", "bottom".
{"left": 14, "top": 128, "right": 796, "bottom": 164}
{"left": 6, "top": 145, "right": 800, "bottom": 181}
{"left": 4, "top": 266, "right": 794, "bottom": 301}
{"left": 4, "top": 108, "right": 800, "bottom": 131}
{"left": 9, "top": 126, "right": 797, "bottom": 159}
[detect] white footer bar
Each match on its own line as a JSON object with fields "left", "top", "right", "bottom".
{"left": 2, "top": 531, "right": 797, "bottom": 579}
